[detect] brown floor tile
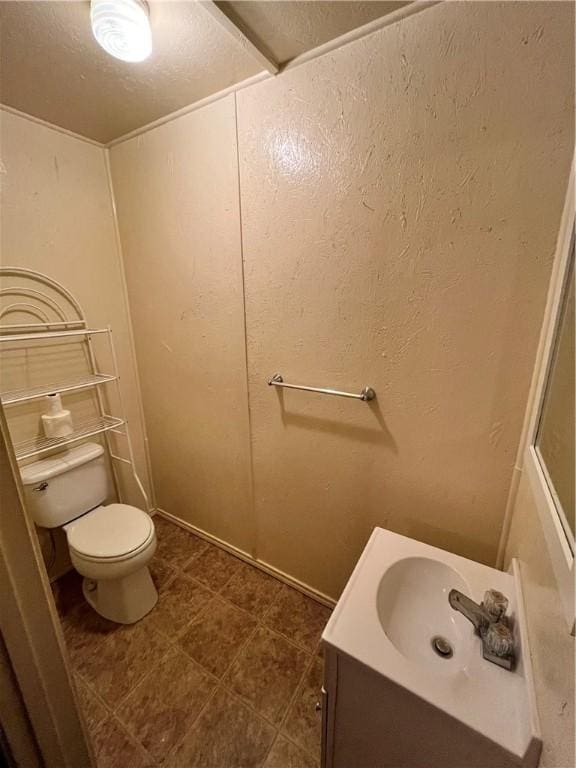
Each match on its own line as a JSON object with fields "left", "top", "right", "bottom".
{"left": 152, "top": 515, "right": 180, "bottom": 538}
{"left": 226, "top": 626, "right": 309, "bottom": 724}
{"left": 74, "top": 674, "right": 108, "bottom": 734}
{"left": 264, "top": 587, "right": 331, "bottom": 653}
{"left": 184, "top": 544, "right": 242, "bottom": 592}
{"left": 117, "top": 647, "right": 216, "bottom": 762}
{"left": 92, "top": 717, "right": 155, "bottom": 768}
{"left": 282, "top": 658, "right": 323, "bottom": 761}
{"left": 178, "top": 597, "right": 256, "bottom": 677}
{"left": 51, "top": 570, "right": 84, "bottom": 619}
{"left": 150, "top": 558, "right": 176, "bottom": 593}
{"left": 263, "top": 736, "right": 318, "bottom": 768}
{"left": 165, "top": 688, "right": 275, "bottom": 768}
{"left": 55, "top": 525, "right": 328, "bottom": 768}
{"left": 144, "top": 574, "right": 212, "bottom": 640}
{"left": 155, "top": 519, "right": 208, "bottom": 570}
{"left": 61, "top": 602, "right": 118, "bottom": 667}
{"left": 77, "top": 621, "right": 170, "bottom": 710}
{"left": 220, "top": 562, "right": 281, "bottom": 615}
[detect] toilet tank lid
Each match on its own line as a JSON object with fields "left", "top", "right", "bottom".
{"left": 20, "top": 443, "right": 105, "bottom": 486}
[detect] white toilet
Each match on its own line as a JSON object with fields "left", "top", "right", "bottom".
{"left": 21, "top": 442, "right": 157, "bottom": 624}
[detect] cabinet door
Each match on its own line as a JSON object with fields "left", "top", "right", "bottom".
{"left": 322, "top": 648, "right": 338, "bottom": 768}
{"left": 320, "top": 686, "right": 328, "bottom": 764}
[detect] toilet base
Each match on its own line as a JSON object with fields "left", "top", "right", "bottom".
{"left": 82, "top": 567, "right": 158, "bottom": 624}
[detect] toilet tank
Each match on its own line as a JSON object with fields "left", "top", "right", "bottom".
{"left": 20, "top": 442, "right": 110, "bottom": 528}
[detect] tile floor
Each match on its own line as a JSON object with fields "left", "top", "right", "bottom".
{"left": 52, "top": 515, "right": 331, "bottom": 768}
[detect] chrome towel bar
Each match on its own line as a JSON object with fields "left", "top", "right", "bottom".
{"left": 268, "top": 373, "right": 376, "bottom": 402}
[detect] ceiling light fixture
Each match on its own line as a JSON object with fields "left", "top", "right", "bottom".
{"left": 90, "top": 0, "right": 152, "bottom": 63}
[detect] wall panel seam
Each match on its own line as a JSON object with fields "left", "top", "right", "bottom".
{"left": 234, "top": 91, "right": 258, "bottom": 561}
{"left": 102, "top": 148, "right": 157, "bottom": 511}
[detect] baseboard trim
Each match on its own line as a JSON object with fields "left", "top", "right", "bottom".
{"left": 153, "top": 508, "right": 336, "bottom": 608}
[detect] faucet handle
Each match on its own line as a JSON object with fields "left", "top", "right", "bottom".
{"left": 482, "top": 621, "right": 514, "bottom": 660}
{"left": 483, "top": 589, "right": 508, "bottom": 622}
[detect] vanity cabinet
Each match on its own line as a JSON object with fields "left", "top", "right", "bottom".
{"left": 320, "top": 528, "right": 542, "bottom": 768}
{"left": 321, "top": 645, "right": 538, "bottom": 768}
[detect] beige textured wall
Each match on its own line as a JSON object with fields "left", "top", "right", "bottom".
{"left": 505, "top": 471, "right": 575, "bottom": 768}
{"left": 0, "top": 109, "right": 152, "bottom": 573}
{"left": 109, "top": 96, "right": 253, "bottom": 555}
{"left": 107, "top": 1, "right": 575, "bottom": 600}
{"left": 237, "top": 0, "right": 574, "bottom": 596}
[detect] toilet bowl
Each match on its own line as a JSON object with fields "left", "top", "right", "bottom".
{"left": 64, "top": 503, "right": 158, "bottom": 624}
{"left": 20, "top": 442, "right": 158, "bottom": 625}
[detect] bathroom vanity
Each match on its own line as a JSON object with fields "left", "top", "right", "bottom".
{"left": 320, "top": 528, "right": 542, "bottom": 768}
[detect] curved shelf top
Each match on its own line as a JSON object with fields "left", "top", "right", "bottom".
{"left": 0, "top": 266, "right": 86, "bottom": 335}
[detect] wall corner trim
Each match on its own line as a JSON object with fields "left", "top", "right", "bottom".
{"left": 106, "top": 0, "right": 441, "bottom": 148}
{"left": 0, "top": 104, "right": 105, "bottom": 148}
{"left": 103, "top": 149, "right": 157, "bottom": 511}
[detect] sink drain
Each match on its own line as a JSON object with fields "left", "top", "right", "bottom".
{"left": 431, "top": 635, "right": 453, "bottom": 659}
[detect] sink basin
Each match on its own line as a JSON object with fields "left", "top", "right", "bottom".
{"left": 377, "top": 556, "right": 472, "bottom": 672}
{"left": 322, "top": 528, "right": 542, "bottom": 768}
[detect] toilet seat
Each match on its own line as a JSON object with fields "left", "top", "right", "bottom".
{"left": 64, "top": 504, "right": 154, "bottom": 563}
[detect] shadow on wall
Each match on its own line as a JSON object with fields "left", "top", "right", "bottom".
{"left": 271, "top": 382, "right": 503, "bottom": 569}
{"left": 405, "top": 519, "right": 496, "bottom": 567}
{"left": 275, "top": 388, "right": 398, "bottom": 453}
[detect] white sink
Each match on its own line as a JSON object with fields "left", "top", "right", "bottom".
{"left": 377, "top": 556, "right": 473, "bottom": 672}
{"left": 321, "top": 528, "right": 542, "bottom": 768}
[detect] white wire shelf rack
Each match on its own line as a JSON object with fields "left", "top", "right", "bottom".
{"left": 0, "top": 267, "right": 151, "bottom": 509}
{"left": 0, "top": 328, "right": 110, "bottom": 343}
{"left": 1, "top": 373, "right": 117, "bottom": 406}
{"left": 13, "top": 415, "right": 125, "bottom": 461}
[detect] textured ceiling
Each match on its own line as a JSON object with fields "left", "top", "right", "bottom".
{"left": 217, "top": 1, "right": 409, "bottom": 64}
{"left": 0, "top": 1, "right": 411, "bottom": 144}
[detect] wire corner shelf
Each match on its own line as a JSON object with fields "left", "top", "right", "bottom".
{"left": 0, "top": 266, "right": 150, "bottom": 511}
{"left": 13, "top": 415, "right": 125, "bottom": 461}
{"left": 1, "top": 373, "right": 117, "bottom": 406}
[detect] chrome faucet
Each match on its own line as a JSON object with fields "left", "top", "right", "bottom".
{"left": 449, "top": 589, "right": 515, "bottom": 670}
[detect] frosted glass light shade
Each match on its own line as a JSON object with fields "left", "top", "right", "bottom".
{"left": 91, "top": 0, "right": 152, "bottom": 63}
